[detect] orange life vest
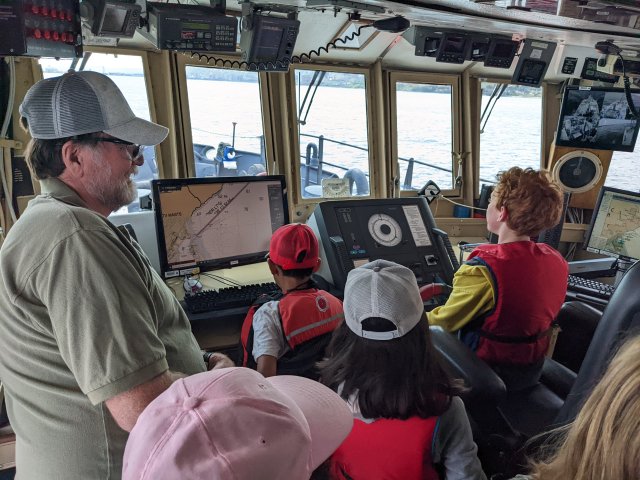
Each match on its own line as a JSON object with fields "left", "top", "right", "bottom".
{"left": 240, "top": 288, "right": 343, "bottom": 376}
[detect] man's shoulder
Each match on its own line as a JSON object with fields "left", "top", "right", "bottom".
{"left": 22, "top": 195, "right": 108, "bottom": 232}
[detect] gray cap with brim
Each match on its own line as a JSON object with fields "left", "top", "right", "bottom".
{"left": 19, "top": 70, "right": 168, "bottom": 146}
{"left": 344, "top": 259, "right": 425, "bottom": 341}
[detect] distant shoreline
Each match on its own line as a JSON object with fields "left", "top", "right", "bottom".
{"left": 41, "top": 68, "right": 542, "bottom": 97}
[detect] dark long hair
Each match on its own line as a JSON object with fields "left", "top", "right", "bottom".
{"left": 318, "top": 316, "right": 462, "bottom": 420}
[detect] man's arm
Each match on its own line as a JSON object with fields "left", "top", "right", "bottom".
{"left": 105, "top": 371, "right": 174, "bottom": 432}
{"left": 257, "top": 355, "right": 278, "bottom": 378}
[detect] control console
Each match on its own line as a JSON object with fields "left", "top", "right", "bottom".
{"left": 0, "top": 0, "right": 82, "bottom": 57}
{"left": 307, "top": 198, "right": 459, "bottom": 292}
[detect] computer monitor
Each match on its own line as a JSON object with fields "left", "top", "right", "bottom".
{"left": 151, "top": 176, "right": 289, "bottom": 279}
{"left": 585, "top": 186, "right": 640, "bottom": 263}
{"left": 555, "top": 86, "right": 640, "bottom": 152}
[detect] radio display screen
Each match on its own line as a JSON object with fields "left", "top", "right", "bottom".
{"left": 183, "top": 22, "right": 209, "bottom": 30}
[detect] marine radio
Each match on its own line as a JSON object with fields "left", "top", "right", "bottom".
{"left": 307, "top": 198, "right": 459, "bottom": 293}
{"left": 240, "top": 15, "right": 300, "bottom": 71}
{"left": 143, "top": 3, "right": 237, "bottom": 52}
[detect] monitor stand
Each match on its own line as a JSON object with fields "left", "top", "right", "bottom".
{"left": 613, "top": 258, "right": 635, "bottom": 288}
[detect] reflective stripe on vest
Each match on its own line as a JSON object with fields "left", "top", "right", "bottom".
{"left": 278, "top": 290, "right": 344, "bottom": 349}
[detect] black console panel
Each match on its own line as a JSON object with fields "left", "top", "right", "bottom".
{"left": 307, "top": 198, "right": 458, "bottom": 292}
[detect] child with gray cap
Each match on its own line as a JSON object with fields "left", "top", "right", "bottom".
{"left": 319, "top": 259, "right": 486, "bottom": 480}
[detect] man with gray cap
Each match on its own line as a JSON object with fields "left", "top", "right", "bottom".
{"left": 0, "top": 71, "right": 207, "bottom": 479}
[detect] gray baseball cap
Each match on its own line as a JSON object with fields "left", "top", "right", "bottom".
{"left": 343, "top": 259, "right": 425, "bottom": 341}
{"left": 19, "top": 70, "right": 168, "bottom": 145}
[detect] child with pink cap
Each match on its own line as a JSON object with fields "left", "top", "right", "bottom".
{"left": 122, "top": 367, "right": 353, "bottom": 480}
{"left": 240, "top": 223, "right": 343, "bottom": 378}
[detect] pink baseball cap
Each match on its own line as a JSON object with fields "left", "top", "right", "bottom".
{"left": 269, "top": 223, "right": 320, "bottom": 270}
{"left": 123, "top": 367, "right": 353, "bottom": 480}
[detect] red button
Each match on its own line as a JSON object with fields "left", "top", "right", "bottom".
{"left": 52, "top": 31, "right": 59, "bottom": 40}
{"left": 41, "top": 6, "right": 48, "bottom": 15}
{"left": 66, "top": 11, "right": 72, "bottom": 21}
{"left": 51, "top": 8, "right": 57, "bottom": 18}
{"left": 34, "top": 28, "right": 42, "bottom": 39}
{"left": 31, "top": 5, "right": 39, "bottom": 14}
{"left": 44, "top": 30, "right": 51, "bottom": 39}
{"left": 61, "top": 32, "right": 67, "bottom": 42}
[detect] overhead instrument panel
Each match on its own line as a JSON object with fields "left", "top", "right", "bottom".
{"left": 307, "top": 198, "right": 458, "bottom": 292}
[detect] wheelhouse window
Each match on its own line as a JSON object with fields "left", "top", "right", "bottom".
{"left": 294, "top": 68, "right": 371, "bottom": 199}
{"left": 39, "top": 53, "right": 155, "bottom": 214}
{"left": 185, "top": 66, "right": 265, "bottom": 178}
{"left": 605, "top": 150, "right": 640, "bottom": 192}
{"left": 479, "top": 82, "right": 542, "bottom": 188}
{"left": 391, "top": 75, "right": 459, "bottom": 192}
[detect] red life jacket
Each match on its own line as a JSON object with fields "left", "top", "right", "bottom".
{"left": 240, "top": 288, "right": 343, "bottom": 374}
{"left": 468, "top": 241, "right": 568, "bottom": 365}
{"left": 330, "top": 416, "right": 440, "bottom": 480}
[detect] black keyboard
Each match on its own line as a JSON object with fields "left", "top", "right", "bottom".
{"left": 184, "top": 282, "right": 281, "bottom": 314}
{"left": 567, "top": 275, "right": 615, "bottom": 300}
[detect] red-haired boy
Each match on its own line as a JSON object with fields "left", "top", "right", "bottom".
{"left": 427, "top": 167, "right": 568, "bottom": 389}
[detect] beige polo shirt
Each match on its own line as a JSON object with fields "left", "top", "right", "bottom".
{"left": 0, "top": 178, "right": 205, "bottom": 479}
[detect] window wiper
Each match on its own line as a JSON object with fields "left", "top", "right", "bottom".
{"left": 480, "top": 83, "right": 508, "bottom": 134}
{"left": 298, "top": 70, "right": 326, "bottom": 126}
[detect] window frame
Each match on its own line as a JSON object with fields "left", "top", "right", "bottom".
{"left": 475, "top": 78, "right": 547, "bottom": 191}
{"left": 175, "top": 53, "right": 269, "bottom": 179}
{"left": 288, "top": 63, "right": 374, "bottom": 204}
{"left": 389, "top": 71, "right": 462, "bottom": 197}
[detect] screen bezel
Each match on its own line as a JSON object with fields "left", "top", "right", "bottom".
{"left": 555, "top": 86, "right": 640, "bottom": 152}
{"left": 151, "top": 175, "right": 289, "bottom": 278}
{"left": 584, "top": 185, "right": 640, "bottom": 262}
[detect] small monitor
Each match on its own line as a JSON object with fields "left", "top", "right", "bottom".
{"left": 436, "top": 33, "right": 470, "bottom": 64}
{"left": 240, "top": 15, "right": 300, "bottom": 71}
{"left": 556, "top": 86, "right": 640, "bottom": 152}
{"left": 151, "top": 176, "right": 289, "bottom": 279}
{"left": 82, "top": 0, "right": 141, "bottom": 38}
{"left": 484, "top": 38, "right": 519, "bottom": 68}
{"left": 584, "top": 186, "right": 640, "bottom": 262}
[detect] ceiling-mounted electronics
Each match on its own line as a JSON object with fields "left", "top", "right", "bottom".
{"left": 403, "top": 27, "right": 472, "bottom": 63}
{"left": 552, "top": 151, "right": 603, "bottom": 194}
{"left": 0, "top": 0, "right": 82, "bottom": 57}
{"left": 402, "top": 26, "right": 439, "bottom": 57}
{"left": 79, "top": 0, "right": 140, "bottom": 38}
{"left": 143, "top": 3, "right": 237, "bottom": 52}
{"left": 240, "top": 15, "right": 300, "bottom": 71}
{"left": 512, "top": 39, "right": 557, "bottom": 86}
{"left": 436, "top": 32, "right": 470, "bottom": 64}
{"left": 469, "top": 35, "right": 490, "bottom": 62}
{"left": 581, "top": 57, "right": 619, "bottom": 83}
{"left": 484, "top": 37, "right": 519, "bottom": 68}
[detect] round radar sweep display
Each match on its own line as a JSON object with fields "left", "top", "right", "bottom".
{"left": 552, "top": 150, "right": 603, "bottom": 194}
{"left": 367, "top": 213, "right": 402, "bottom": 247}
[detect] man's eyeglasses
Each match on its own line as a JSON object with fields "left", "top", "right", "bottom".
{"left": 93, "top": 137, "right": 142, "bottom": 161}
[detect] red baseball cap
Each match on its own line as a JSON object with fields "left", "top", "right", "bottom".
{"left": 269, "top": 224, "right": 320, "bottom": 270}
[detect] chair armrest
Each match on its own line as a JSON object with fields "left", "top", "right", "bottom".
{"left": 430, "top": 326, "right": 507, "bottom": 403}
{"left": 540, "top": 357, "right": 577, "bottom": 399}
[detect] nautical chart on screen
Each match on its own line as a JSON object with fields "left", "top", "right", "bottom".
{"left": 158, "top": 182, "right": 281, "bottom": 266}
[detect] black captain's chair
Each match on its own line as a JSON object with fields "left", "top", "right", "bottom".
{"left": 431, "top": 259, "right": 640, "bottom": 476}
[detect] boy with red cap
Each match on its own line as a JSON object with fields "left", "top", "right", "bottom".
{"left": 240, "top": 224, "right": 344, "bottom": 378}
